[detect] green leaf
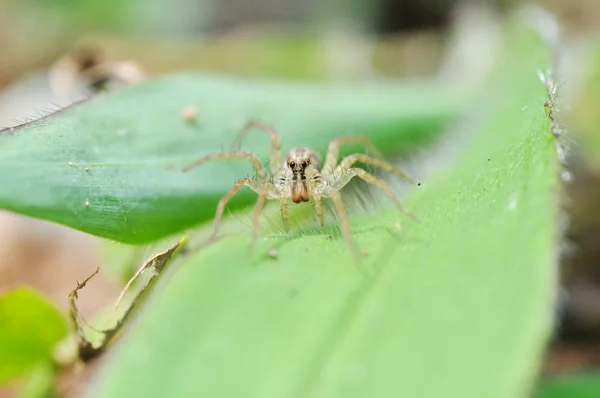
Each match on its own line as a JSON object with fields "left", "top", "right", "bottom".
{"left": 537, "top": 372, "right": 600, "bottom": 398}
{"left": 89, "top": 17, "right": 560, "bottom": 398}
{"left": 0, "top": 75, "right": 463, "bottom": 244}
{"left": 0, "top": 287, "right": 67, "bottom": 385}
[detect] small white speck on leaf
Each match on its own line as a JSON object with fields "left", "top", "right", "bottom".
{"left": 181, "top": 105, "right": 197, "bottom": 122}
{"left": 84, "top": 200, "right": 90, "bottom": 207}
{"left": 507, "top": 194, "right": 519, "bottom": 211}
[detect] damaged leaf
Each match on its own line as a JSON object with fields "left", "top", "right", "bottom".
{"left": 69, "top": 236, "right": 188, "bottom": 363}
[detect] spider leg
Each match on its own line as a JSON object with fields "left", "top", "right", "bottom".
{"left": 231, "top": 119, "right": 283, "bottom": 174}
{"left": 322, "top": 136, "right": 384, "bottom": 176}
{"left": 336, "top": 153, "right": 415, "bottom": 184}
{"left": 314, "top": 195, "right": 324, "bottom": 227}
{"left": 302, "top": 167, "right": 326, "bottom": 227}
{"left": 327, "top": 189, "right": 360, "bottom": 259}
{"left": 181, "top": 151, "right": 270, "bottom": 182}
{"left": 249, "top": 185, "right": 271, "bottom": 252}
{"left": 332, "top": 167, "right": 419, "bottom": 222}
{"left": 209, "top": 177, "right": 269, "bottom": 242}
{"left": 280, "top": 194, "right": 290, "bottom": 232}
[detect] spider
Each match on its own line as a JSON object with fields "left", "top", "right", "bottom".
{"left": 180, "top": 119, "right": 418, "bottom": 257}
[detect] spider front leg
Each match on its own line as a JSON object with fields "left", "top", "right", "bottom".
{"left": 180, "top": 151, "right": 270, "bottom": 182}
{"left": 209, "top": 177, "right": 271, "bottom": 242}
{"left": 280, "top": 193, "right": 290, "bottom": 232}
{"left": 303, "top": 168, "right": 326, "bottom": 227}
{"left": 231, "top": 119, "right": 283, "bottom": 174}
{"left": 333, "top": 167, "right": 419, "bottom": 222}
{"left": 314, "top": 195, "right": 324, "bottom": 227}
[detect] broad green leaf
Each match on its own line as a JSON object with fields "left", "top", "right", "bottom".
{"left": 0, "top": 287, "right": 68, "bottom": 385}
{"left": 90, "top": 17, "right": 560, "bottom": 398}
{"left": 537, "top": 372, "right": 600, "bottom": 398}
{"left": 0, "top": 76, "right": 464, "bottom": 244}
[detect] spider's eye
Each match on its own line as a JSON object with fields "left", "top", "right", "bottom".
{"left": 289, "top": 161, "right": 296, "bottom": 168}
{"left": 301, "top": 161, "right": 307, "bottom": 168}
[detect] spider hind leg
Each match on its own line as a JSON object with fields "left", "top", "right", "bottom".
{"left": 333, "top": 167, "right": 419, "bottom": 222}
{"left": 328, "top": 189, "right": 360, "bottom": 259}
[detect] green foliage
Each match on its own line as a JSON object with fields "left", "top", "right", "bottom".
{"left": 0, "top": 288, "right": 67, "bottom": 385}
{"left": 83, "top": 20, "right": 560, "bottom": 398}
{"left": 537, "top": 372, "right": 600, "bottom": 398}
{"left": 0, "top": 75, "right": 462, "bottom": 244}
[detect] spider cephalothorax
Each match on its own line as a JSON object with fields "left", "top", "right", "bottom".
{"left": 180, "top": 119, "right": 417, "bottom": 258}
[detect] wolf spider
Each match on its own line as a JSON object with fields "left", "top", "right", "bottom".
{"left": 181, "top": 120, "right": 417, "bottom": 257}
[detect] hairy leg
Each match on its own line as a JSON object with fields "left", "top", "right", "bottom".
{"left": 322, "top": 136, "right": 384, "bottom": 176}
{"left": 280, "top": 194, "right": 290, "bottom": 232}
{"left": 336, "top": 153, "right": 415, "bottom": 184}
{"left": 249, "top": 185, "right": 270, "bottom": 252}
{"left": 231, "top": 119, "right": 282, "bottom": 174}
{"left": 302, "top": 167, "right": 326, "bottom": 227}
{"left": 209, "top": 177, "right": 268, "bottom": 241}
{"left": 328, "top": 189, "right": 359, "bottom": 258}
{"left": 333, "top": 167, "right": 419, "bottom": 222}
{"left": 181, "top": 151, "right": 270, "bottom": 182}
{"left": 314, "top": 195, "right": 324, "bottom": 227}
